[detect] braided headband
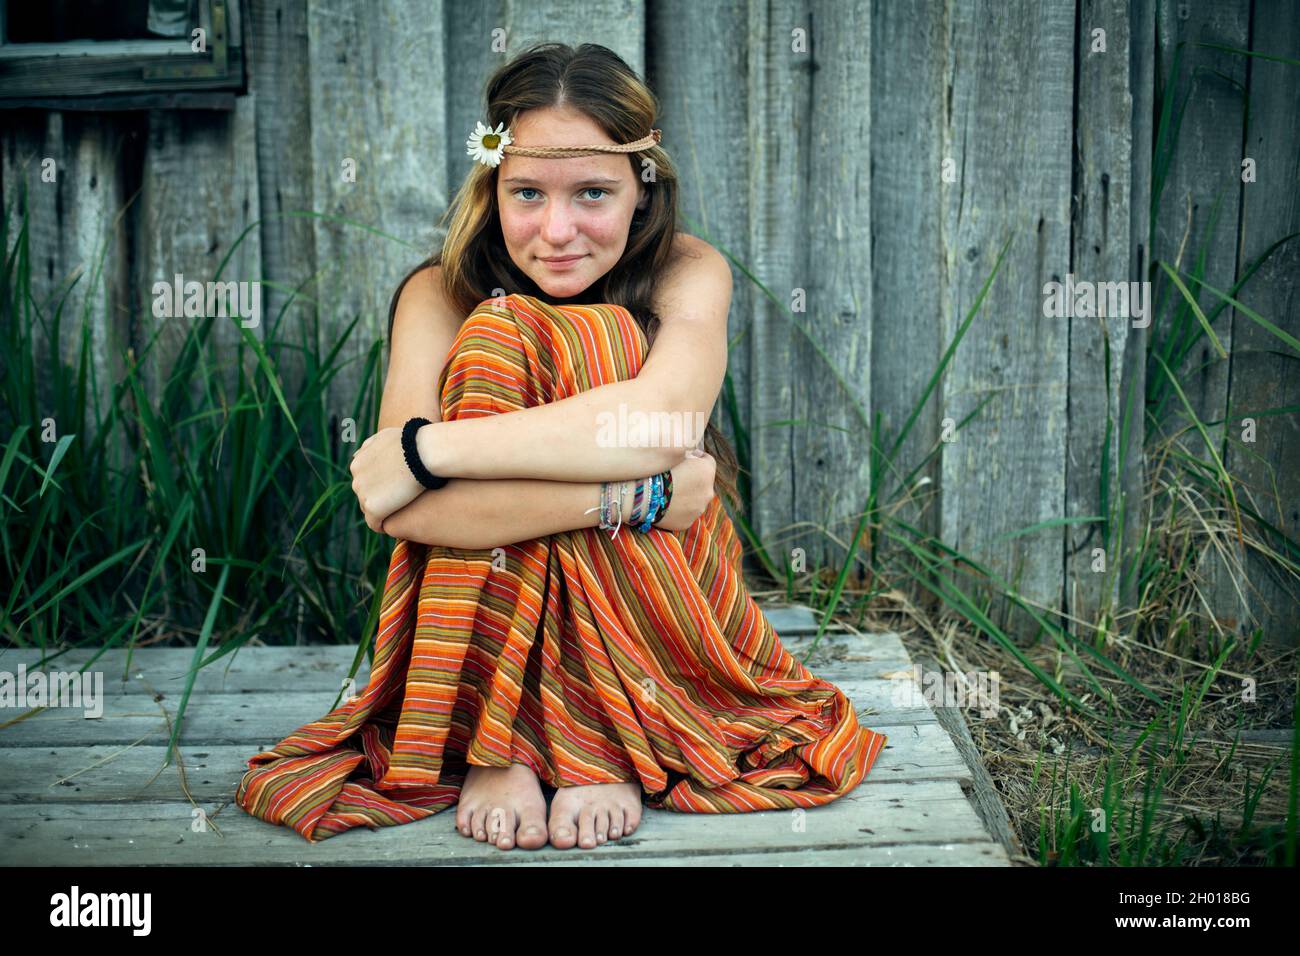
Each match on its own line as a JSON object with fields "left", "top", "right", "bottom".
{"left": 466, "top": 120, "right": 661, "bottom": 167}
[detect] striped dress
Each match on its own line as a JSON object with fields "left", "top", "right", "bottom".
{"left": 235, "top": 293, "right": 887, "bottom": 842}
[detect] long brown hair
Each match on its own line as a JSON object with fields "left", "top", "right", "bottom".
{"left": 385, "top": 41, "right": 742, "bottom": 514}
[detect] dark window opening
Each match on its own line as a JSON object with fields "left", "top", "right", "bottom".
{"left": 4, "top": 0, "right": 197, "bottom": 43}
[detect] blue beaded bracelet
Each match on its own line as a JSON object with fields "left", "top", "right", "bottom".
{"left": 638, "top": 473, "right": 663, "bottom": 533}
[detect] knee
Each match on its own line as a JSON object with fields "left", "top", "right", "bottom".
{"left": 502, "top": 294, "right": 649, "bottom": 393}
{"left": 438, "top": 294, "right": 649, "bottom": 420}
{"left": 439, "top": 299, "right": 541, "bottom": 418}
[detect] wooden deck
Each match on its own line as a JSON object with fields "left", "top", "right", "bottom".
{"left": 0, "top": 609, "right": 1017, "bottom": 866}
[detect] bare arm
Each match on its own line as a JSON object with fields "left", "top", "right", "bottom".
{"left": 376, "top": 264, "right": 640, "bottom": 546}
{"left": 383, "top": 477, "right": 611, "bottom": 549}
{"left": 414, "top": 237, "right": 733, "bottom": 483}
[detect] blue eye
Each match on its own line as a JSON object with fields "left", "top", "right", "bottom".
{"left": 512, "top": 187, "right": 609, "bottom": 202}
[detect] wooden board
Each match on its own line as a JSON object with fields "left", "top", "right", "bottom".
{"left": 1150, "top": 1, "right": 1252, "bottom": 637}
{"left": 134, "top": 92, "right": 263, "bottom": 403}
{"left": 0, "top": 634, "right": 1011, "bottom": 866}
{"left": 650, "top": 0, "right": 753, "bottom": 518}
{"left": 1065, "top": 0, "right": 1140, "bottom": 635}
{"left": 869, "top": 0, "right": 949, "bottom": 554}
{"left": 0, "top": 110, "right": 132, "bottom": 475}
{"left": 794, "top": 0, "right": 874, "bottom": 571}
{"left": 305, "top": 0, "right": 446, "bottom": 421}
{"left": 938, "top": 0, "right": 1075, "bottom": 641}
{"left": 1220, "top": 0, "right": 1300, "bottom": 643}
{"left": 744, "top": 0, "right": 806, "bottom": 566}
{"left": 246, "top": 0, "right": 316, "bottom": 395}
{"left": 0, "top": 778, "right": 1004, "bottom": 866}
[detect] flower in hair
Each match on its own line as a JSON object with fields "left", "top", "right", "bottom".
{"left": 466, "top": 120, "right": 512, "bottom": 167}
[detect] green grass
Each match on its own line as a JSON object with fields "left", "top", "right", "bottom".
{"left": 685, "top": 35, "right": 1299, "bottom": 865}
{"left": 0, "top": 187, "right": 395, "bottom": 761}
{"left": 2, "top": 33, "right": 1296, "bottom": 864}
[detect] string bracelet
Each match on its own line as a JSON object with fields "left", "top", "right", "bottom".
{"left": 587, "top": 471, "right": 674, "bottom": 538}
{"left": 651, "top": 470, "right": 674, "bottom": 527}
{"left": 638, "top": 473, "right": 664, "bottom": 532}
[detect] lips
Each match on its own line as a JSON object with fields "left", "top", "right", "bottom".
{"left": 540, "top": 255, "right": 585, "bottom": 263}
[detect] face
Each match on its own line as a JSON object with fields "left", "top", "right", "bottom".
{"left": 496, "top": 106, "right": 648, "bottom": 298}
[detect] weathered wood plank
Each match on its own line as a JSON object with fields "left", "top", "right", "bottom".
{"left": 0, "top": 613, "right": 905, "bottom": 694}
{"left": 870, "top": 0, "right": 948, "bottom": 561}
{"left": 939, "top": 0, "right": 1075, "bottom": 640}
{"left": 305, "top": 0, "right": 445, "bottom": 423}
{"left": 246, "top": 0, "right": 316, "bottom": 395}
{"left": 1222, "top": 0, "right": 1300, "bottom": 645}
{"left": 793, "top": 0, "right": 873, "bottom": 573}
{"left": 135, "top": 93, "right": 263, "bottom": 404}
{"left": 1151, "top": 0, "right": 1251, "bottom": 637}
{"left": 917, "top": 654, "right": 1023, "bottom": 860}
{"left": 0, "top": 111, "right": 132, "bottom": 475}
{"left": 744, "top": 0, "right": 809, "bottom": 569}
{"left": 0, "top": 676, "right": 932, "bottom": 748}
{"left": 0, "top": 645, "right": 374, "bottom": 696}
{"left": 0, "top": 778, "right": 997, "bottom": 865}
{"left": 545, "top": 842, "right": 1012, "bottom": 866}
{"left": 1118, "top": 0, "right": 1155, "bottom": 617}
{"left": 650, "top": 0, "right": 752, "bottom": 527}
{"left": 0, "top": 722, "right": 969, "bottom": 804}
{"left": 1065, "top": 0, "right": 1139, "bottom": 637}
{"left": 1151, "top": 0, "right": 1248, "bottom": 454}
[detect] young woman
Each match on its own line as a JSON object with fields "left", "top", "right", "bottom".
{"left": 236, "top": 42, "right": 887, "bottom": 852}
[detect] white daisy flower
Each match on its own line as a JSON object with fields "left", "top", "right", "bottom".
{"left": 466, "top": 121, "right": 512, "bottom": 168}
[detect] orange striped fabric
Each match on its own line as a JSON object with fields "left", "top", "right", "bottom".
{"left": 235, "top": 293, "right": 887, "bottom": 842}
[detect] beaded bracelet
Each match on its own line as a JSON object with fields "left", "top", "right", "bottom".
{"left": 638, "top": 473, "right": 663, "bottom": 532}
{"left": 585, "top": 478, "right": 631, "bottom": 537}
{"left": 652, "top": 470, "right": 674, "bottom": 527}
{"left": 587, "top": 471, "right": 671, "bottom": 538}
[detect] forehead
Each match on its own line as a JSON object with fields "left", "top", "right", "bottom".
{"left": 498, "top": 154, "right": 631, "bottom": 186}
{"left": 499, "top": 108, "right": 633, "bottom": 185}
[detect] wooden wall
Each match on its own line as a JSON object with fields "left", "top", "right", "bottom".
{"left": 2, "top": 0, "right": 1295, "bottom": 643}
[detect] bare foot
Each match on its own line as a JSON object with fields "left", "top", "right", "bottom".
{"left": 455, "top": 763, "right": 549, "bottom": 850}
{"left": 548, "top": 781, "right": 643, "bottom": 849}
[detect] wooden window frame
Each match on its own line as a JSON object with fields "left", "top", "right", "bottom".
{"left": 0, "top": 0, "right": 245, "bottom": 110}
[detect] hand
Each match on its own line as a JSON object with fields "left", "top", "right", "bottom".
{"left": 350, "top": 426, "right": 425, "bottom": 533}
{"left": 653, "top": 448, "right": 717, "bottom": 532}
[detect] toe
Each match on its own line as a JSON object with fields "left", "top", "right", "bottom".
{"left": 517, "top": 807, "right": 548, "bottom": 849}
{"left": 470, "top": 806, "right": 489, "bottom": 842}
{"left": 593, "top": 808, "right": 609, "bottom": 844}
{"left": 549, "top": 807, "right": 578, "bottom": 849}
{"left": 455, "top": 804, "right": 475, "bottom": 838}
{"left": 577, "top": 806, "right": 597, "bottom": 848}
{"left": 486, "top": 806, "right": 512, "bottom": 848}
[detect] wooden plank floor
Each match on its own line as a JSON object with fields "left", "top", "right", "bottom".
{"left": 0, "top": 609, "right": 1012, "bottom": 866}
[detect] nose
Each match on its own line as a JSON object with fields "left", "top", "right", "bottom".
{"left": 539, "top": 202, "right": 578, "bottom": 246}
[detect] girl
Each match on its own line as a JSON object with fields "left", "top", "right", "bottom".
{"left": 236, "top": 41, "right": 886, "bottom": 852}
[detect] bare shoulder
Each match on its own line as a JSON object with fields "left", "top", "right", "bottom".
{"left": 394, "top": 262, "right": 464, "bottom": 332}
{"left": 653, "top": 234, "right": 733, "bottom": 327}
{"left": 380, "top": 262, "right": 465, "bottom": 430}
{"left": 663, "top": 232, "right": 731, "bottom": 287}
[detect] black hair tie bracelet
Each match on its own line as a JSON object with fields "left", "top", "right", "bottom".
{"left": 401, "top": 416, "right": 449, "bottom": 490}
